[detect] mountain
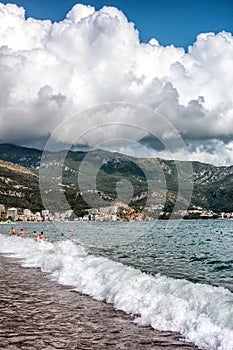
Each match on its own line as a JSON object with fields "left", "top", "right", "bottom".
{"left": 0, "top": 159, "right": 43, "bottom": 212}
{"left": 0, "top": 143, "right": 233, "bottom": 215}
{"left": 0, "top": 143, "right": 42, "bottom": 168}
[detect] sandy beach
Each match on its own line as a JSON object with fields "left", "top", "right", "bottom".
{"left": 0, "top": 255, "right": 199, "bottom": 350}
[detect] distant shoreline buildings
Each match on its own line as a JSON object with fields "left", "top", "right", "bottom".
{"left": 0, "top": 203, "right": 233, "bottom": 222}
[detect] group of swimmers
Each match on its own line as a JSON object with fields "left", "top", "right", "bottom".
{"left": 11, "top": 227, "right": 45, "bottom": 240}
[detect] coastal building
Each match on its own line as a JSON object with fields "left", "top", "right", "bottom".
{"left": 86, "top": 201, "right": 128, "bottom": 221}
{"left": 0, "top": 204, "right": 5, "bottom": 219}
{"left": 23, "top": 208, "right": 32, "bottom": 218}
{"left": 221, "top": 212, "right": 233, "bottom": 219}
{"left": 34, "top": 212, "right": 43, "bottom": 221}
{"left": 64, "top": 210, "right": 74, "bottom": 219}
{"left": 42, "top": 209, "right": 50, "bottom": 221}
{"left": 7, "top": 207, "right": 18, "bottom": 221}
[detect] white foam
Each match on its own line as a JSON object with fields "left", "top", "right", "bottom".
{"left": 0, "top": 234, "right": 233, "bottom": 350}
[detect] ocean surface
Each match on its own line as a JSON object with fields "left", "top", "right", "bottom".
{"left": 0, "top": 220, "right": 233, "bottom": 350}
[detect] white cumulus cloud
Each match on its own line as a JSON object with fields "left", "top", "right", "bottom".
{"left": 0, "top": 2, "right": 232, "bottom": 165}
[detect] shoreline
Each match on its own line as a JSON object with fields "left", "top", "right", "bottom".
{"left": 0, "top": 255, "right": 199, "bottom": 350}
{"left": 0, "top": 217, "right": 231, "bottom": 225}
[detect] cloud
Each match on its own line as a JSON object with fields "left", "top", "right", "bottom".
{"left": 115, "top": 139, "right": 233, "bottom": 167}
{"left": 155, "top": 139, "right": 233, "bottom": 167}
{"left": 0, "top": 2, "right": 232, "bottom": 165}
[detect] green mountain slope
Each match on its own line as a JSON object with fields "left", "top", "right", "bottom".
{"left": 0, "top": 160, "right": 43, "bottom": 212}
{"left": 0, "top": 143, "right": 233, "bottom": 214}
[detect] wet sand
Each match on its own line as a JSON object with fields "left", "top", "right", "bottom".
{"left": 0, "top": 255, "right": 199, "bottom": 349}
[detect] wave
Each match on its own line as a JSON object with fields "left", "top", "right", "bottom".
{"left": 0, "top": 234, "right": 233, "bottom": 350}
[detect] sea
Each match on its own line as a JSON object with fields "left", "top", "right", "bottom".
{"left": 0, "top": 219, "right": 233, "bottom": 350}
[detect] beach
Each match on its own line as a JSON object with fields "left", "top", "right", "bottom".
{"left": 0, "top": 255, "right": 198, "bottom": 350}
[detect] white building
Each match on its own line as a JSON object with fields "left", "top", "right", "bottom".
{"left": 23, "top": 209, "right": 32, "bottom": 218}
{"left": 7, "top": 207, "right": 18, "bottom": 221}
{"left": 0, "top": 204, "right": 5, "bottom": 219}
{"left": 35, "top": 212, "right": 43, "bottom": 221}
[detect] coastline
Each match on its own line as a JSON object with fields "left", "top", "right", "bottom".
{"left": 0, "top": 255, "right": 198, "bottom": 350}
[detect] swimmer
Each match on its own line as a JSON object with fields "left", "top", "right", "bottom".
{"left": 25, "top": 229, "right": 29, "bottom": 235}
{"left": 11, "top": 227, "right": 16, "bottom": 235}
{"left": 39, "top": 232, "right": 45, "bottom": 241}
{"left": 19, "top": 229, "right": 24, "bottom": 236}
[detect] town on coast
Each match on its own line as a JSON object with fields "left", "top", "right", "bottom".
{"left": 1, "top": 203, "right": 233, "bottom": 223}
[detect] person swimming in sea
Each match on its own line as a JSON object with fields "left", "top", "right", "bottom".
{"left": 38, "top": 232, "right": 45, "bottom": 241}
{"left": 19, "top": 229, "right": 24, "bottom": 236}
{"left": 11, "top": 227, "right": 16, "bottom": 235}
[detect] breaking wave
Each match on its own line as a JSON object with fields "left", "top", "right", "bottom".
{"left": 0, "top": 234, "right": 233, "bottom": 350}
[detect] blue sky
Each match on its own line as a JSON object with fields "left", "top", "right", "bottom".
{"left": 1, "top": 0, "right": 232, "bottom": 48}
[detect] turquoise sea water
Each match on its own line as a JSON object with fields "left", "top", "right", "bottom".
{"left": 2, "top": 220, "right": 233, "bottom": 291}
{"left": 1, "top": 220, "right": 233, "bottom": 291}
{"left": 1, "top": 219, "right": 233, "bottom": 349}
{"left": 86, "top": 220, "right": 233, "bottom": 292}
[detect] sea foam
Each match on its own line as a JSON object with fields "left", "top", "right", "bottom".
{"left": 0, "top": 234, "right": 233, "bottom": 350}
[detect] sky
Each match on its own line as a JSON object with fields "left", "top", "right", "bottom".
{"left": 0, "top": 0, "right": 233, "bottom": 165}
{"left": 1, "top": 0, "right": 232, "bottom": 47}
